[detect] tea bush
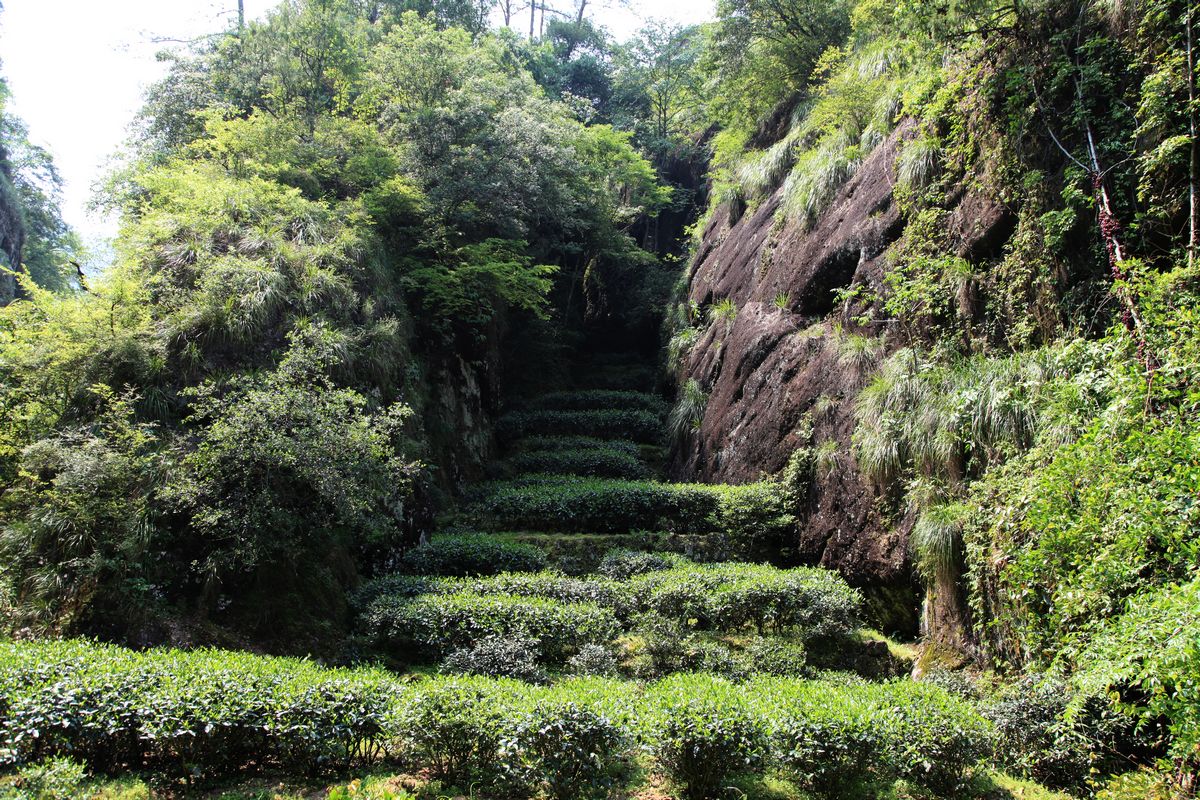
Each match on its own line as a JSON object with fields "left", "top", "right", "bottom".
{"left": 528, "top": 390, "right": 668, "bottom": 417}
{"left": 497, "top": 409, "right": 663, "bottom": 443}
{"left": 626, "top": 563, "right": 862, "bottom": 637}
{"left": 0, "top": 641, "right": 396, "bottom": 778}
{"left": 508, "top": 702, "right": 625, "bottom": 800}
{"left": 396, "top": 682, "right": 510, "bottom": 790}
{"left": 515, "top": 436, "right": 641, "bottom": 456}
{"left": 472, "top": 478, "right": 795, "bottom": 543}
{"left": 597, "top": 549, "right": 678, "bottom": 580}
{"left": 508, "top": 447, "right": 649, "bottom": 479}
{"left": 0, "top": 641, "right": 997, "bottom": 797}
{"left": 396, "top": 535, "right": 548, "bottom": 576}
{"left": 474, "top": 477, "right": 719, "bottom": 534}
{"left": 643, "top": 678, "right": 767, "bottom": 800}
{"left": 766, "top": 682, "right": 883, "bottom": 791}
{"left": 880, "top": 681, "right": 994, "bottom": 794}
{"left": 362, "top": 592, "right": 621, "bottom": 663}
{"left": 565, "top": 645, "right": 621, "bottom": 677}
{"left": 361, "top": 571, "right": 630, "bottom": 612}
{"left": 441, "top": 636, "right": 548, "bottom": 683}
{"left": 750, "top": 677, "right": 993, "bottom": 795}
{"left": 743, "top": 638, "right": 808, "bottom": 678}
{"left": 982, "top": 675, "right": 1128, "bottom": 792}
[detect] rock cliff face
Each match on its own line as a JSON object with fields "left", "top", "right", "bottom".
{"left": 671, "top": 122, "right": 1014, "bottom": 635}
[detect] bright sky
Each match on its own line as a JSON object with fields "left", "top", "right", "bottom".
{"left": 0, "top": 0, "right": 715, "bottom": 244}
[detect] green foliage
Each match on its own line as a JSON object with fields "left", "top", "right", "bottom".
{"left": 705, "top": 0, "right": 852, "bottom": 143}
{"left": 982, "top": 676, "right": 1118, "bottom": 792}
{"left": 441, "top": 635, "right": 548, "bottom": 683}
{"left": 498, "top": 408, "right": 664, "bottom": 443}
{"left": 362, "top": 591, "right": 621, "bottom": 664}
{"left": 708, "top": 297, "right": 738, "bottom": 328}
{"left": 668, "top": 378, "right": 708, "bottom": 443}
{"left": 0, "top": 640, "right": 396, "bottom": 778}
{"left": 160, "top": 332, "right": 415, "bottom": 618}
{"left": 365, "top": 570, "right": 629, "bottom": 609}
{"left": 853, "top": 342, "right": 1114, "bottom": 493}
{"left": 0, "top": 112, "right": 82, "bottom": 292}
{"left": 509, "top": 702, "right": 625, "bottom": 800}
{"left": 509, "top": 446, "right": 649, "bottom": 480}
{"left": 964, "top": 414, "right": 1200, "bottom": 667}
{"left": 0, "top": 639, "right": 1001, "bottom": 796}
{"left": 743, "top": 637, "right": 809, "bottom": 678}
{"left": 667, "top": 326, "right": 701, "bottom": 372}
{"left": 395, "top": 534, "right": 549, "bottom": 577}
{"left": 647, "top": 691, "right": 766, "bottom": 800}
{"left": 396, "top": 682, "right": 508, "bottom": 790}
{"left": 471, "top": 476, "right": 795, "bottom": 549}
{"left": 911, "top": 503, "right": 965, "bottom": 587}
{"left": 766, "top": 680, "right": 885, "bottom": 791}
{"left": 1070, "top": 579, "right": 1200, "bottom": 771}
{"left": 358, "top": 562, "right": 858, "bottom": 677}
{"left": 0, "top": 274, "right": 154, "bottom": 481}
{"left": 566, "top": 644, "right": 621, "bottom": 677}
{"left": 625, "top": 563, "right": 861, "bottom": 638}
{"left": 0, "top": 758, "right": 89, "bottom": 800}
{"left": 896, "top": 133, "right": 942, "bottom": 191}
{"left": 515, "top": 436, "right": 642, "bottom": 456}
{"left": 0, "top": 389, "right": 160, "bottom": 632}
{"left": 403, "top": 239, "right": 557, "bottom": 333}
{"left": 529, "top": 390, "right": 668, "bottom": 416}
{"left": 597, "top": 549, "right": 677, "bottom": 581}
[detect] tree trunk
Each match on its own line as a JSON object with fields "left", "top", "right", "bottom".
{"left": 238, "top": 0, "right": 245, "bottom": 31}
{"left": 530, "top": 0, "right": 536, "bottom": 38}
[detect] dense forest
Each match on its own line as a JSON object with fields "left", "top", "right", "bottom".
{"left": 0, "top": 0, "right": 1197, "bottom": 798}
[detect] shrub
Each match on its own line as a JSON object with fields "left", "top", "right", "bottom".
{"left": 648, "top": 696, "right": 766, "bottom": 800}
{"left": 0, "top": 640, "right": 396, "bottom": 779}
{"left": 529, "top": 390, "right": 668, "bottom": 417}
{"left": 0, "top": 640, "right": 998, "bottom": 798}
{"left": 509, "top": 702, "right": 625, "bottom": 800}
{"left": 631, "top": 614, "right": 691, "bottom": 678}
{"left": 497, "top": 409, "right": 663, "bottom": 443}
{"left": 508, "top": 447, "right": 649, "bottom": 480}
{"left": 626, "top": 563, "right": 861, "bottom": 638}
{"left": 597, "top": 549, "right": 678, "bottom": 580}
{"left": 351, "top": 574, "right": 435, "bottom": 611}
{"left": 983, "top": 676, "right": 1108, "bottom": 792}
{"left": 471, "top": 477, "right": 795, "bottom": 546}
{"left": 472, "top": 477, "right": 720, "bottom": 534}
{"left": 707, "top": 482, "right": 798, "bottom": 557}
{"left": 361, "top": 571, "right": 629, "bottom": 609}
{"left": 441, "top": 636, "right": 548, "bottom": 684}
{"left": 881, "top": 681, "right": 993, "bottom": 794}
{"left": 768, "top": 683, "right": 883, "bottom": 792}
{"left": 362, "top": 593, "right": 620, "bottom": 664}
{"left": 455, "top": 572, "right": 629, "bottom": 608}
{"left": 748, "top": 677, "right": 993, "bottom": 796}
{"left": 516, "top": 436, "right": 641, "bottom": 456}
{"left": 397, "top": 683, "right": 510, "bottom": 790}
{"left": 397, "top": 535, "right": 547, "bottom": 576}
{"left": 566, "top": 645, "right": 621, "bottom": 677}
{"left": 681, "top": 641, "right": 745, "bottom": 680}
{"left": 743, "top": 638, "right": 808, "bottom": 678}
